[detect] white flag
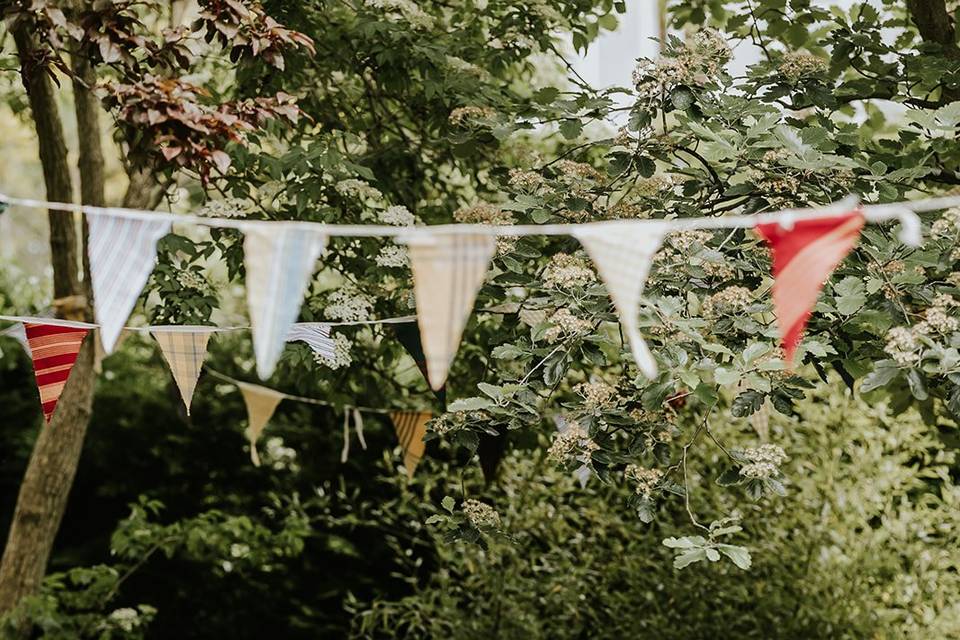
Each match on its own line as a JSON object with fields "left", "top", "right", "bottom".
{"left": 406, "top": 233, "right": 495, "bottom": 390}
{"left": 237, "top": 381, "right": 285, "bottom": 466}
{"left": 575, "top": 221, "right": 667, "bottom": 378}
{"left": 152, "top": 327, "right": 215, "bottom": 415}
{"left": 286, "top": 322, "right": 335, "bottom": 361}
{"left": 243, "top": 223, "right": 327, "bottom": 379}
{"left": 89, "top": 214, "right": 171, "bottom": 352}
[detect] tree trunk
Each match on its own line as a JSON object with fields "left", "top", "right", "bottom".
{"left": 0, "top": 24, "right": 98, "bottom": 617}
{"left": 906, "top": 0, "right": 960, "bottom": 101}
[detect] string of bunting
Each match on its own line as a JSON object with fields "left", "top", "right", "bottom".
{"left": 1, "top": 190, "right": 955, "bottom": 476}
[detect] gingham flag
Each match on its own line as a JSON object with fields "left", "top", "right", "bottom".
{"left": 286, "top": 322, "right": 336, "bottom": 361}
{"left": 24, "top": 322, "right": 89, "bottom": 422}
{"left": 389, "top": 411, "right": 432, "bottom": 478}
{"left": 756, "top": 210, "right": 864, "bottom": 364}
{"left": 152, "top": 328, "right": 216, "bottom": 415}
{"left": 237, "top": 381, "right": 286, "bottom": 466}
{"left": 243, "top": 223, "right": 327, "bottom": 379}
{"left": 575, "top": 221, "right": 667, "bottom": 378}
{"left": 89, "top": 214, "right": 171, "bottom": 353}
{"left": 406, "top": 233, "right": 495, "bottom": 390}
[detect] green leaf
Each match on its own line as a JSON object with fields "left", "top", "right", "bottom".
{"left": 860, "top": 362, "right": 900, "bottom": 393}
{"left": 447, "top": 397, "right": 494, "bottom": 411}
{"left": 559, "top": 119, "right": 583, "bottom": 140}
{"left": 717, "top": 544, "right": 752, "bottom": 570}
{"left": 731, "top": 390, "right": 765, "bottom": 417}
{"left": 441, "top": 496, "right": 455, "bottom": 513}
{"left": 834, "top": 276, "right": 867, "bottom": 315}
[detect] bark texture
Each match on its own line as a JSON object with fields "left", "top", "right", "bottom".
{"left": 0, "top": 24, "right": 98, "bottom": 618}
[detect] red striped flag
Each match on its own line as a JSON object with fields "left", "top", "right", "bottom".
{"left": 24, "top": 323, "right": 89, "bottom": 422}
{"left": 755, "top": 211, "right": 864, "bottom": 365}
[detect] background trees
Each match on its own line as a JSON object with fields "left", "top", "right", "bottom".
{"left": 0, "top": 0, "right": 958, "bottom": 637}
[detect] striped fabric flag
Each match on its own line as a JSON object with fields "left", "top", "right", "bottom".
{"left": 286, "top": 322, "right": 336, "bottom": 361}
{"left": 393, "top": 321, "right": 446, "bottom": 407}
{"left": 243, "top": 223, "right": 327, "bottom": 380}
{"left": 237, "top": 381, "right": 286, "bottom": 466}
{"left": 390, "top": 411, "right": 432, "bottom": 478}
{"left": 406, "top": 234, "right": 495, "bottom": 390}
{"left": 575, "top": 221, "right": 667, "bottom": 378}
{"left": 152, "top": 328, "right": 215, "bottom": 415}
{"left": 755, "top": 211, "right": 864, "bottom": 364}
{"left": 24, "top": 323, "right": 89, "bottom": 422}
{"left": 88, "top": 214, "right": 171, "bottom": 353}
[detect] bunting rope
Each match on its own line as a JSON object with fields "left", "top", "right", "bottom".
{"left": 0, "top": 314, "right": 417, "bottom": 331}
{"left": 0, "top": 192, "right": 939, "bottom": 246}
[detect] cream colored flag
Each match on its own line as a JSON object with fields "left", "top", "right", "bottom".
{"left": 237, "top": 381, "right": 285, "bottom": 466}
{"left": 405, "top": 233, "right": 495, "bottom": 390}
{"left": 152, "top": 328, "right": 215, "bottom": 415}
{"left": 243, "top": 222, "right": 327, "bottom": 380}
{"left": 574, "top": 221, "right": 667, "bottom": 378}
{"left": 389, "top": 411, "right": 432, "bottom": 478}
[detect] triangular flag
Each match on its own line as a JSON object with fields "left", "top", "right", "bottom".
{"left": 393, "top": 321, "right": 446, "bottom": 407}
{"left": 24, "top": 323, "right": 89, "bottom": 422}
{"left": 389, "top": 411, "right": 432, "bottom": 478}
{"left": 243, "top": 223, "right": 327, "bottom": 380}
{"left": 88, "top": 214, "right": 171, "bottom": 353}
{"left": 152, "top": 328, "right": 215, "bottom": 415}
{"left": 237, "top": 381, "right": 285, "bottom": 466}
{"left": 755, "top": 211, "right": 864, "bottom": 364}
{"left": 286, "top": 322, "right": 336, "bottom": 360}
{"left": 575, "top": 221, "right": 667, "bottom": 378}
{"left": 406, "top": 234, "right": 495, "bottom": 390}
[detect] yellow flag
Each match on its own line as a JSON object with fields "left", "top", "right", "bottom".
{"left": 237, "top": 381, "right": 285, "bottom": 466}
{"left": 389, "top": 411, "right": 432, "bottom": 478}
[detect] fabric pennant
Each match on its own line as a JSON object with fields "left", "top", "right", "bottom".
{"left": 89, "top": 214, "right": 171, "bottom": 353}
{"left": 756, "top": 211, "right": 865, "bottom": 364}
{"left": 406, "top": 234, "right": 495, "bottom": 390}
{"left": 152, "top": 328, "right": 215, "bottom": 415}
{"left": 243, "top": 223, "right": 327, "bottom": 380}
{"left": 393, "top": 321, "right": 446, "bottom": 407}
{"left": 286, "top": 322, "right": 336, "bottom": 361}
{"left": 575, "top": 221, "right": 667, "bottom": 378}
{"left": 24, "top": 323, "right": 89, "bottom": 422}
{"left": 389, "top": 411, "right": 432, "bottom": 478}
{"left": 237, "top": 381, "right": 285, "bottom": 466}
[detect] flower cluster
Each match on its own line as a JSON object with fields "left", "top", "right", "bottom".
{"left": 508, "top": 169, "right": 547, "bottom": 192}
{"left": 323, "top": 288, "right": 374, "bottom": 322}
{"left": 625, "top": 464, "right": 663, "bottom": 496}
{"left": 364, "top": 0, "right": 433, "bottom": 29}
{"left": 633, "top": 174, "right": 675, "bottom": 197}
{"left": 198, "top": 197, "right": 250, "bottom": 218}
{"left": 574, "top": 380, "right": 618, "bottom": 412}
{"left": 632, "top": 29, "right": 731, "bottom": 93}
{"left": 448, "top": 106, "right": 496, "bottom": 126}
{"left": 554, "top": 159, "right": 604, "bottom": 182}
{"left": 314, "top": 333, "right": 353, "bottom": 370}
{"left": 454, "top": 203, "right": 514, "bottom": 226}
{"left": 461, "top": 499, "right": 501, "bottom": 530}
{"left": 544, "top": 308, "right": 593, "bottom": 343}
{"left": 778, "top": 52, "right": 828, "bottom": 81}
{"left": 378, "top": 205, "right": 416, "bottom": 226}
{"left": 702, "top": 286, "right": 753, "bottom": 317}
{"left": 375, "top": 244, "right": 409, "bottom": 268}
{"left": 932, "top": 208, "right": 960, "bottom": 238}
{"left": 739, "top": 444, "right": 787, "bottom": 479}
{"left": 336, "top": 178, "right": 383, "bottom": 200}
{"left": 262, "top": 436, "right": 300, "bottom": 472}
{"left": 885, "top": 326, "right": 921, "bottom": 366}
{"left": 542, "top": 253, "right": 596, "bottom": 289}
{"left": 175, "top": 267, "right": 210, "bottom": 293}
{"left": 547, "top": 421, "right": 599, "bottom": 465}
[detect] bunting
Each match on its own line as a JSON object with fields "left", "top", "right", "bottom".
{"left": 24, "top": 323, "right": 89, "bottom": 422}
{"left": 575, "top": 221, "right": 667, "bottom": 378}
{"left": 406, "top": 234, "right": 495, "bottom": 390}
{"left": 390, "top": 411, "right": 432, "bottom": 478}
{"left": 393, "top": 321, "right": 446, "bottom": 407}
{"left": 286, "top": 322, "right": 336, "bottom": 361}
{"left": 152, "top": 328, "right": 214, "bottom": 415}
{"left": 88, "top": 214, "right": 171, "bottom": 353}
{"left": 243, "top": 223, "right": 327, "bottom": 380}
{"left": 755, "top": 211, "right": 865, "bottom": 364}
{"left": 237, "top": 381, "right": 286, "bottom": 466}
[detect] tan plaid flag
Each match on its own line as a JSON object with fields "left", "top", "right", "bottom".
{"left": 237, "top": 381, "right": 286, "bottom": 467}
{"left": 390, "top": 411, "right": 432, "bottom": 478}
{"left": 406, "top": 233, "right": 495, "bottom": 390}
{"left": 152, "top": 328, "right": 215, "bottom": 415}
{"left": 575, "top": 221, "right": 667, "bottom": 378}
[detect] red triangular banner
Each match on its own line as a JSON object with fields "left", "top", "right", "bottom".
{"left": 755, "top": 211, "right": 864, "bottom": 365}
{"left": 24, "top": 323, "right": 89, "bottom": 422}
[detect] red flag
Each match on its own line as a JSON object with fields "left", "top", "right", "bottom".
{"left": 25, "top": 323, "right": 89, "bottom": 422}
{"left": 755, "top": 211, "right": 864, "bottom": 365}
